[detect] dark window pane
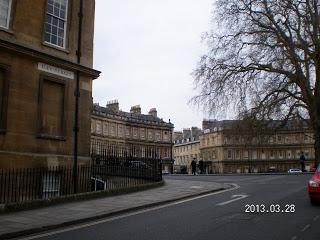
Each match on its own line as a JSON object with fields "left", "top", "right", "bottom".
{"left": 51, "top": 35, "right": 57, "bottom": 45}
{"left": 60, "top": 9, "right": 65, "bottom": 19}
{"left": 53, "top": 1, "right": 60, "bottom": 9}
{"left": 52, "top": 17, "right": 58, "bottom": 26}
{"left": 44, "top": 32, "right": 51, "bottom": 42}
{"left": 58, "top": 28, "right": 64, "bottom": 38}
{"left": 58, "top": 19, "right": 64, "bottom": 28}
{"left": 52, "top": 26, "right": 57, "bottom": 35}
{"left": 47, "top": 4, "right": 53, "bottom": 14}
{"left": 54, "top": 6, "right": 59, "bottom": 17}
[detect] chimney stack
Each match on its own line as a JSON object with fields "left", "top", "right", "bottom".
{"left": 148, "top": 108, "right": 157, "bottom": 118}
{"left": 182, "top": 128, "right": 191, "bottom": 139}
{"left": 130, "top": 105, "right": 141, "bottom": 114}
{"left": 106, "top": 100, "right": 119, "bottom": 112}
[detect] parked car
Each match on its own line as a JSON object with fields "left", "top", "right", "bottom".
{"left": 162, "top": 169, "right": 169, "bottom": 175}
{"left": 288, "top": 169, "right": 302, "bottom": 173}
{"left": 267, "top": 166, "right": 277, "bottom": 173}
{"left": 126, "top": 160, "right": 150, "bottom": 169}
{"left": 308, "top": 165, "right": 320, "bottom": 204}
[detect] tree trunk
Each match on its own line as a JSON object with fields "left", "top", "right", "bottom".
{"left": 314, "top": 128, "right": 320, "bottom": 168}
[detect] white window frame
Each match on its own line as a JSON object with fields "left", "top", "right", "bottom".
{"left": 0, "top": 0, "right": 12, "bottom": 29}
{"left": 44, "top": 0, "right": 68, "bottom": 49}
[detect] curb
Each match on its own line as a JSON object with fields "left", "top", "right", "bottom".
{"left": 0, "top": 184, "right": 234, "bottom": 240}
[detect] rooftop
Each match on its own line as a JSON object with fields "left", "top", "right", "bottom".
{"left": 202, "top": 119, "right": 311, "bottom": 133}
{"left": 92, "top": 104, "right": 174, "bottom": 128}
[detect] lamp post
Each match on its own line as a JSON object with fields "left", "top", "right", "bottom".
{"left": 73, "top": 0, "right": 83, "bottom": 194}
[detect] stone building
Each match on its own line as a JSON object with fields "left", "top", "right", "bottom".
{"left": 0, "top": 0, "right": 100, "bottom": 168}
{"left": 200, "top": 119, "right": 315, "bottom": 173}
{"left": 91, "top": 101, "right": 174, "bottom": 173}
{"left": 173, "top": 127, "right": 202, "bottom": 174}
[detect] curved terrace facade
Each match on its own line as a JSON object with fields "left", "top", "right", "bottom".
{"left": 91, "top": 101, "right": 174, "bottom": 173}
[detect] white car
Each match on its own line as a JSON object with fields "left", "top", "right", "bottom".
{"left": 288, "top": 169, "right": 302, "bottom": 173}
{"left": 162, "top": 169, "right": 169, "bottom": 175}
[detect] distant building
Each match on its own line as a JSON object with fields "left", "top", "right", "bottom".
{"left": 0, "top": 0, "right": 100, "bottom": 168}
{"left": 200, "top": 119, "right": 315, "bottom": 173}
{"left": 173, "top": 127, "right": 202, "bottom": 174}
{"left": 91, "top": 101, "right": 174, "bottom": 173}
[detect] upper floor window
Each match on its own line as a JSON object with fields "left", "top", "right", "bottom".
{"left": 227, "top": 149, "right": 232, "bottom": 159}
{"left": 118, "top": 125, "right": 123, "bottom": 137}
{"left": 103, "top": 122, "right": 108, "bottom": 136}
{"left": 0, "top": 0, "right": 12, "bottom": 29}
{"left": 44, "top": 0, "right": 68, "bottom": 48}
{"left": 96, "top": 121, "right": 102, "bottom": 134}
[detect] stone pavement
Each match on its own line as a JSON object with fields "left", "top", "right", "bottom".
{"left": 0, "top": 179, "right": 230, "bottom": 239}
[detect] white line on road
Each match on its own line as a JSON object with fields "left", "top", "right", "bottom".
{"left": 290, "top": 236, "right": 297, "bottom": 240}
{"left": 301, "top": 224, "right": 310, "bottom": 232}
{"left": 216, "top": 194, "right": 249, "bottom": 206}
{"left": 313, "top": 215, "right": 319, "bottom": 222}
{"left": 16, "top": 184, "right": 240, "bottom": 240}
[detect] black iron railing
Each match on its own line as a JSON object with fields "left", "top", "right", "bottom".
{"left": 0, "top": 144, "right": 162, "bottom": 204}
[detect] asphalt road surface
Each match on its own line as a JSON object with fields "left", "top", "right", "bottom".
{"left": 16, "top": 175, "right": 320, "bottom": 240}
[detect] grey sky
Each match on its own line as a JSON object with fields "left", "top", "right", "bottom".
{"left": 93, "top": 0, "right": 214, "bottom": 131}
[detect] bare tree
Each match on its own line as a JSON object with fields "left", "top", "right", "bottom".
{"left": 193, "top": 0, "right": 320, "bottom": 166}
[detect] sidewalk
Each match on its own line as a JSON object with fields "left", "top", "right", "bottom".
{"left": 0, "top": 179, "right": 230, "bottom": 239}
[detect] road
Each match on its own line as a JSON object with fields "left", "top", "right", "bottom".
{"left": 16, "top": 175, "right": 319, "bottom": 240}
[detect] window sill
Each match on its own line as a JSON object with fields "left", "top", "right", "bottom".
{"left": 37, "top": 133, "right": 66, "bottom": 141}
{"left": 0, "top": 27, "right": 14, "bottom": 35}
{"left": 42, "top": 42, "right": 70, "bottom": 54}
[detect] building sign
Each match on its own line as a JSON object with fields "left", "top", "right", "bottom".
{"left": 38, "top": 62, "right": 74, "bottom": 79}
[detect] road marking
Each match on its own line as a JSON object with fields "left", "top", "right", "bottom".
{"left": 216, "top": 194, "right": 249, "bottom": 206}
{"left": 16, "top": 184, "right": 240, "bottom": 240}
{"left": 291, "top": 236, "right": 297, "bottom": 240}
{"left": 301, "top": 224, "right": 310, "bottom": 232}
{"left": 313, "top": 215, "right": 319, "bottom": 222}
{"left": 190, "top": 186, "right": 203, "bottom": 189}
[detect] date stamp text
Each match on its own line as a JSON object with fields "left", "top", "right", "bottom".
{"left": 244, "top": 204, "right": 296, "bottom": 213}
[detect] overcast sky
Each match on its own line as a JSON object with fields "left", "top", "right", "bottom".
{"left": 93, "top": 0, "right": 214, "bottom": 131}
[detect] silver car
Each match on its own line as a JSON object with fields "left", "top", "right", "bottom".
{"left": 288, "top": 169, "right": 302, "bottom": 173}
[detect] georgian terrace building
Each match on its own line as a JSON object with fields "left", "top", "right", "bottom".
{"left": 0, "top": 0, "right": 100, "bottom": 168}
{"left": 200, "top": 120, "right": 315, "bottom": 173}
{"left": 91, "top": 101, "right": 174, "bottom": 173}
{"left": 173, "top": 127, "right": 202, "bottom": 174}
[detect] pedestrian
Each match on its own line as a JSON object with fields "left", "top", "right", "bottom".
{"left": 299, "top": 152, "right": 306, "bottom": 172}
{"left": 191, "top": 158, "right": 197, "bottom": 175}
{"left": 199, "top": 160, "right": 204, "bottom": 174}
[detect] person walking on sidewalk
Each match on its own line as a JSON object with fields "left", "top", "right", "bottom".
{"left": 191, "top": 158, "right": 197, "bottom": 175}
